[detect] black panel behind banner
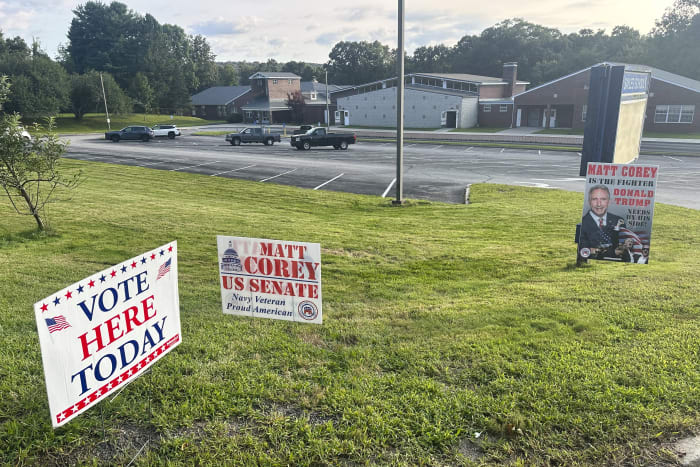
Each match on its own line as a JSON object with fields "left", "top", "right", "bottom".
{"left": 579, "top": 65, "right": 625, "bottom": 176}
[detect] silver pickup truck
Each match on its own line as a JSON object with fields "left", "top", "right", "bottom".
{"left": 225, "top": 127, "right": 282, "bottom": 146}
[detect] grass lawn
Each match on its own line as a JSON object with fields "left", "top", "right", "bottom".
{"left": 643, "top": 131, "right": 700, "bottom": 139}
{"left": 0, "top": 161, "right": 698, "bottom": 465}
{"left": 22, "top": 113, "right": 225, "bottom": 134}
{"left": 535, "top": 128, "right": 585, "bottom": 136}
{"left": 449, "top": 127, "right": 507, "bottom": 133}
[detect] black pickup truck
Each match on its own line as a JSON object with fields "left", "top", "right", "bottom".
{"left": 225, "top": 127, "right": 282, "bottom": 146}
{"left": 290, "top": 127, "right": 356, "bottom": 150}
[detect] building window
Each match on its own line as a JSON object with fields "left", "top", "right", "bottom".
{"left": 582, "top": 104, "right": 587, "bottom": 122}
{"left": 273, "top": 79, "right": 278, "bottom": 85}
{"left": 483, "top": 104, "right": 491, "bottom": 112}
{"left": 288, "top": 79, "right": 292, "bottom": 84}
{"left": 499, "top": 105, "right": 508, "bottom": 112}
{"left": 310, "top": 92, "right": 317, "bottom": 100}
{"left": 655, "top": 105, "right": 695, "bottom": 123}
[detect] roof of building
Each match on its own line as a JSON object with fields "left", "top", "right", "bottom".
{"left": 413, "top": 72, "right": 529, "bottom": 85}
{"left": 514, "top": 62, "right": 700, "bottom": 98}
{"left": 301, "top": 81, "right": 351, "bottom": 93}
{"left": 191, "top": 86, "right": 250, "bottom": 106}
{"left": 249, "top": 72, "right": 301, "bottom": 80}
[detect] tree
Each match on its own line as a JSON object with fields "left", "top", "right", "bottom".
{"left": 0, "top": 111, "right": 82, "bottom": 231}
{"left": 0, "top": 36, "right": 69, "bottom": 117}
{"left": 129, "top": 72, "right": 155, "bottom": 114}
{"left": 217, "top": 64, "right": 239, "bottom": 86}
{"left": 326, "top": 41, "right": 393, "bottom": 84}
{"left": 286, "top": 90, "right": 305, "bottom": 123}
{"left": 652, "top": 0, "right": 700, "bottom": 37}
{"left": 409, "top": 45, "right": 453, "bottom": 73}
{"left": 69, "top": 71, "right": 130, "bottom": 119}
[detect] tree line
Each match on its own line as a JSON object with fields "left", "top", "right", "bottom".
{"left": 0, "top": 0, "right": 699, "bottom": 119}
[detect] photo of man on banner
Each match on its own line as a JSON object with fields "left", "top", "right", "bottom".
{"left": 578, "top": 163, "right": 657, "bottom": 263}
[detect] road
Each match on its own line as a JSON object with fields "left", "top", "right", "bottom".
{"left": 63, "top": 134, "right": 700, "bottom": 210}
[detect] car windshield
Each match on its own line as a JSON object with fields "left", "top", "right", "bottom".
{"left": 304, "top": 128, "right": 315, "bottom": 135}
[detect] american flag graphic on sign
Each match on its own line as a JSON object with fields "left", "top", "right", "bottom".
{"left": 156, "top": 258, "right": 171, "bottom": 280}
{"left": 46, "top": 316, "right": 71, "bottom": 333}
{"left": 619, "top": 228, "right": 650, "bottom": 252}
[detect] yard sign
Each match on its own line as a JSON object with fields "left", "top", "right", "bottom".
{"left": 217, "top": 236, "right": 322, "bottom": 324}
{"left": 34, "top": 242, "right": 181, "bottom": 428}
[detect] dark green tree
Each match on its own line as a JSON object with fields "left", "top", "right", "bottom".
{"left": 326, "top": 41, "right": 393, "bottom": 84}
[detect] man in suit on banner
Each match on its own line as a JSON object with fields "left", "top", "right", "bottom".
{"left": 579, "top": 185, "right": 625, "bottom": 260}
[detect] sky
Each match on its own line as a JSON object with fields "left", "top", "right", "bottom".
{"left": 0, "top": 0, "right": 677, "bottom": 63}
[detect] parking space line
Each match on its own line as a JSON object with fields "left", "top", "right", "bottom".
{"left": 465, "top": 147, "right": 473, "bottom": 152}
{"left": 260, "top": 168, "right": 297, "bottom": 182}
{"left": 314, "top": 173, "right": 344, "bottom": 190}
{"left": 666, "top": 156, "right": 683, "bottom": 162}
{"left": 382, "top": 178, "right": 397, "bottom": 198}
{"left": 211, "top": 164, "right": 257, "bottom": 176}
{"left": 500, "top": 148, "right": 505, "bottom": 153}
{"left": 170, "top": 161, "right": 220, "bottom": 171}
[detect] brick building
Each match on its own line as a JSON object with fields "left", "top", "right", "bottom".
{"left": 513, "top": 62, "right": 700, "bottom": 133}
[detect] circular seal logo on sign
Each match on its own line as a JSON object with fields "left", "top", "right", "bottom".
{"left": 297, "top": 301, "right": 318, "bottom": 321}
{"left": 580, "top": 248, "right": 591, "bottom": 258}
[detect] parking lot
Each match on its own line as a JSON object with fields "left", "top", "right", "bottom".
{"left": 64, "top": 134, "right": 700, "bottom": 209}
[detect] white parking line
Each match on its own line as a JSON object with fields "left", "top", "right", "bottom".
{"left": 260, "top": 168, "right": 297, "bottom": 182}
{"left": 666, "top": 156, "right": 683, "bottom": 162}
{"left": 500, "top": 148, "right": 505, "bottom": 153}
{"left": 538, "top": 150, "right": 541, "bottom": 156}
{"left": 465, "top": 147, "right": 473, "bottom": 152}
{"left": 211, "top": 164, "right": 257, "bottom": 176}
{"left": 314, "top": 173, "right": 344, "bottom": 190}
{"left": 170, "top": 161, "right": 220, "bottom": 171}
{"left": 577, "top": 152, "right": 582, "bottom": 156}
{"left": 382, "top": 178, "right": 397, "bottom": 198}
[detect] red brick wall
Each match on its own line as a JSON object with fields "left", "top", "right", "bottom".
{"left": 645, "top": 79, "right": 700, "bottom": 133}
{"left": 478, "top": 103, "right": 513, "bottom": 127}
{"left": 267, "top": 78, "right": 301, "bottom": 99}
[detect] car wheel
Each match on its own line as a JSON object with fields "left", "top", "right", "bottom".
{"left": 111, "top": 135, "right": 120, "bottom": 142}
{"left": 333, "top": 145, "right": 340, "bottom": 150}
{"left": 266, "top": 138, "right": 274, "bottom": 146}
{"left": 302, "top": 141, "right": 311, "bottom": 150}
{"left": 340, "top": 141, "right": 348, "bottom": 150}
{"left": 141, "top": 134, "right": 150, "bottom": 142}
{"left": 168, "top": 132, "right": 175, "bottom": 139}
{"left": 232, "top": 138, "right": 241, "bottom": 146}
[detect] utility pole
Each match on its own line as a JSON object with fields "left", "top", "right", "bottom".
{"left": 394, "top": 0, "right": 405, "bottom": 205}
{"left": 100, "top": 73, "right": 111, "bottom": 131}
{"left": 325, "top": 69, "right": 330, "bottom": 128}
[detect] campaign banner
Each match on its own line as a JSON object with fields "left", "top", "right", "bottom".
{"left": 579, "top": 163, "right": 658, "bottom": 263}
{"left": 217, "top": 236, "right": 322, "bottom": 324}
{"left": 34, "top": 242, "right": 181, "bottom": 428}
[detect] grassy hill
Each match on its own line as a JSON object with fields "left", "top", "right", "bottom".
{"left": 0, "top": 159, "right": 698, "bottom": 465}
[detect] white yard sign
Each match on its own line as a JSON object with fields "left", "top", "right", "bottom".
{"left": 217, "top": 236, "right": 322, "bottom": 324}
{"left": 34, "top": 242, "right": 181, "bottom": 428}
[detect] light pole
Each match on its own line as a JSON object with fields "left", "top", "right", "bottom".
{"left": 326, "top": 69, "right": 330, "bottom": 128}
{"left": 100, "top": 73, "right": 111, "bottom": 131}
{"left": 394, "top": 0, "right": 405, "bottom": 205}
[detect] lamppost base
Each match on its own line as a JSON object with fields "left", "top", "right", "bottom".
{"left": 391, "top": 199, "right": 405, "bottom": 206}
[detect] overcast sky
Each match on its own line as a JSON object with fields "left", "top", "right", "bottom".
{"left": 0, "top": 0, "right": 676, "bottom": 63}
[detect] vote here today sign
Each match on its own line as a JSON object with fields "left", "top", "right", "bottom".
{"left": 34, "top": 242, "right": 181, "bottom": 428}
{"left": 217, "top": 236, "right": 322, "bottom": 324}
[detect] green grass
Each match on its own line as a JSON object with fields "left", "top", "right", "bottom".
{"left": 22, "top": 113, "right": 225, "bottom": 134}
{"left": 642, "top": 131, "right": 700, "bottom": 139}
{"left": 0, "top": 161, "right": 698, "bottom": 465}
{"left": 536, "top": 128, "right": 700, "bottom": 139}
{"left": 449, "top": 127, "right": 507, "bottom": 133}
{"left": 535, "top": 128, "right": 585, "bottom": 135}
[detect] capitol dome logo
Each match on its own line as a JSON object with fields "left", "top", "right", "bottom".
{"left": 221, "top": 241, "right": 242, "bottom": 272}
